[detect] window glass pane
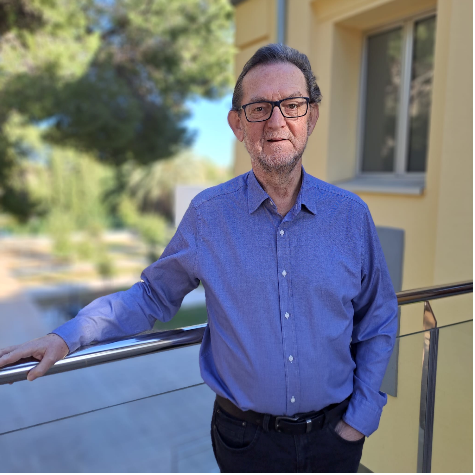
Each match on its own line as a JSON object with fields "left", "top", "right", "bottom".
{"left": 362, "top": 28, "right": 402, "bottom": 172}
{"left": 407, "top": 16, "right": 436, "bottom": 172}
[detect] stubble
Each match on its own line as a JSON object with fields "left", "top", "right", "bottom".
{"left": 242, "top": 121, "right": 311, "bottom": 180}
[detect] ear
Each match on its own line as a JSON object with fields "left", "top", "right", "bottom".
{"left": 306, "top": 103, "right": 319, "bottom": 136}
{"left": 228, "top": 110, "right": 245, "bottom": 142}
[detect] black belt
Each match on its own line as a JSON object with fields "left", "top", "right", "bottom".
{"left": 215, "top": 394, "right": 351, "bottom": 435}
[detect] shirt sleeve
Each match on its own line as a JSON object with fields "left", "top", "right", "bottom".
{"left": 52, "top": 203, "right": 201, "bottom": 354}
{"left": 342, "top": 205, "right": 399, "bottom": 437}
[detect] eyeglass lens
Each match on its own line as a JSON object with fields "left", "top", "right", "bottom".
{"left": 246, "top": 98, "right": 308, "bottom": 121}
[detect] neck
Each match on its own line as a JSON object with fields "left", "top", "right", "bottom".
{"left": 252, "top": 160, "right": 303, "bottom": 217}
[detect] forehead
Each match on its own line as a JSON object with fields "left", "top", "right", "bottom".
{"left": 241, "top": 62, "right": 308, "bottom": 103}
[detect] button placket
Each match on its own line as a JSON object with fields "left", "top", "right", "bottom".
{"left": 276, "top": 221, "right": 300, "bottom": 414}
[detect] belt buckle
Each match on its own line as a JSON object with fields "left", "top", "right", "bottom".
{"left": 275, "top": 415, "right": 300, "bottom": 432}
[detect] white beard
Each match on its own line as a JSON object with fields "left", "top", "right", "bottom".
{"left": 242, "top": 128, "right": 309, "bottom": 176}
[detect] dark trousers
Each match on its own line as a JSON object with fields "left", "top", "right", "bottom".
{"left": 210, "top": 400, "right": 365, "bottom": 473}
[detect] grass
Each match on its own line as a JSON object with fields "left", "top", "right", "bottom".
{"left": 153, "top": 305, "right": 208, "bottom": 331}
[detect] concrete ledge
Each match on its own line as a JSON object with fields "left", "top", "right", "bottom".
{"left": 333, "top": 176, "right": 425, "bottom": 196}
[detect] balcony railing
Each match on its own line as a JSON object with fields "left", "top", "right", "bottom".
{"left": 2, "top": 281, "right": 471, "bottom": 385}
{"left": 0, "top": 280, "right": 472, "bottom": 473}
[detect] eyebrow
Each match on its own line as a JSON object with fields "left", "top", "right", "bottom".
{"left": 247, "top": 92, "right": 304, "bottom": 103}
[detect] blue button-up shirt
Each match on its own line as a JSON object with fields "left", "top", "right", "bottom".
{"left": 53, "top": 167, "right": 398, "bottom": 436}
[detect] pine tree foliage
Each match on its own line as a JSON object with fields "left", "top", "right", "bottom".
{"left": 0, "top": 0, "right": 234, "bottom": 218}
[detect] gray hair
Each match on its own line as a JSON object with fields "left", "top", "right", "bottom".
{"left": 231, "top": 43, "right": 322, "bottom": 111}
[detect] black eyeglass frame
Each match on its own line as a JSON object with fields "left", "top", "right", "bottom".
{"left": 239, "top": 96, "right": 311, "bottom": 122}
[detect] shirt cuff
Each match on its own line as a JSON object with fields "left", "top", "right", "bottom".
{"left": 342, "top": 374, "right": 388, "bottom": 436}
{"left": 51, "top": 317, "right": 92, "bottom": 354}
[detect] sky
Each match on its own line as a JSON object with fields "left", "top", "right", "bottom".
{"left": 185, "top": 93, "right": 235, "bottom": 169}
{"left": 36, "top": 93, "right": 236, "bottom": 169}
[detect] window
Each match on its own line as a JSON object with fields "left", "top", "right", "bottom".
{"left": 358, "top": 14, "right": 436, "bottom": 177}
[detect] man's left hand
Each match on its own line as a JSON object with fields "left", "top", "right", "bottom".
{"left": 334, "top": 419, "right": 365, "bottom": 441}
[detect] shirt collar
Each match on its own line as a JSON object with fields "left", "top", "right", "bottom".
{"left": 247, "top": 169, "right": 270, "bottom": 214}
{"left": 300, "top": 167, "right": 317, "bottom": 215}
{"left": 247, "top": 166, "right": 317, "bottom": 215}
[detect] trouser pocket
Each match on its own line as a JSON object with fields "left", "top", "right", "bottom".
{"left": 213, "top": 406, "right": 262, "bottom": 451}
{"left": 327, "top": 416, "right": 366, "bottom": 445}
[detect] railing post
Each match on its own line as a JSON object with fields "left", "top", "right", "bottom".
{"left": 417, "top": 301, "right": 438, "bottom": 473}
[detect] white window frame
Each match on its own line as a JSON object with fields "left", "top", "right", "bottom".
{"left": 355, "top": 10, "right": 437, "bottom": 180}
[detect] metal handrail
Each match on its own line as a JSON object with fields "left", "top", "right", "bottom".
{"left": 0, "top": 324, "right": 207, "bottom": 385}
{"left": 396, "top": 280, "right": 472, "bottom": 305}
{"left": 0, "top": 280, "right": 472, "bottom": 385}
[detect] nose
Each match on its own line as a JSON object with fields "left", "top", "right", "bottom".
{"left": 267, "top": 105, "right": 287, "bottom": 128}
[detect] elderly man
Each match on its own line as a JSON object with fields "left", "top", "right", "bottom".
{"left": 0, "top": 44, "right": 398, "bottom": 473}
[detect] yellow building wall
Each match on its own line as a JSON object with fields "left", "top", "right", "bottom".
{"left": 233, "top": 0, "right": 472, "bottom": 327}
{"left": 233, "top": 0, "right": 278, "bottom": 178}
{"left": 233, "top": 0, "right": 472, "bottom": 472}
{"left": 431, "top": 0, "right": 473, "bottom": 287}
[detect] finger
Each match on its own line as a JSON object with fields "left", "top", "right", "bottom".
{"left": 0, "top": 345, "right": 38, "bottom": 367}
{"left": 0, "top": 351, "right": 22, "bottom": 368}
{"left": 0, "top": 345, "right": 19, "bottom": 359}
{"left": 27, "top": 355, "right": 57, "bottom": 381}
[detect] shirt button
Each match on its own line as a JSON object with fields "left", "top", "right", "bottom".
{"left": 285, "top": 312, "right": 289, "bottom": 319}
{"left": 279, "top": 230, "right": 285, "bottom": 236}
{"left": 291, "top": 396, "right": 295, "bottom": 403}
{"left": 282, "top": 270, "right": 287, "bottom": 277}
{"left": 289, "top": 355, "right": 293, "bottom": 362}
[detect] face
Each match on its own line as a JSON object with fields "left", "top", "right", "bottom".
{"left": 228, "top": 62, "right": 319, "bottom": 174}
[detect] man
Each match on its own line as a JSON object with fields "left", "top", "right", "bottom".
{"left": 0, "top": 44, "right": 398, "bottom": 472}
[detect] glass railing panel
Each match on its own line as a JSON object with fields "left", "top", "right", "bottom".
{"left": 361, "top": 318, "right": 473, "bottom": 473}
{"left": 1, "top": 282, "right": 472, "bottom": 472}
{"left": 360, "top": 330, "right": 424, "bottom": 473}
{"left": 431, "top": 320, "right": 473, "bottom": 473}
{"left": 399, "top": 301, "right": 424, "bottom": 336}
{"left": 395, "top": 297, "right": 470, "bottom": 338}
{"left": 0, "top": 381, "right": 218, "bottom": 473}
{"left": 397, "top": 292, "right": 471, "bottom": 339}
{"left": 427, "top": 292, "right": 472, "bottom": 327}
{"left": 0, "top": 344, "right": 203, "bottom": 436}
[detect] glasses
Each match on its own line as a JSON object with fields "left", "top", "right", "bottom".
{"left": 240, "top": 96, "right": 310, "bottom": 122}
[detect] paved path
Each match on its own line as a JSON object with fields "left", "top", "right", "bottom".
{"left": 0, "top": 253, "right": 50, "bottom": 347}
{"left": 0, "top": 348, "right": 218, "bottom": 472}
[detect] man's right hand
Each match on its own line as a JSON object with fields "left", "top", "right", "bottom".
{"left": 0, "top": 334, "right": 69, "bottom": 383}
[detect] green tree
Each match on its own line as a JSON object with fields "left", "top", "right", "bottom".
{"left": 0, "top": 0, "right": 234, "bottom": 219}
{"left": 118, "top": 196, "right": 170, "bottom": 263}
{"left": 2, "top": 114, "right": 114, "bottom": 262}
{"left": 125, "top": 151, "right": 231, "bottom": 221}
